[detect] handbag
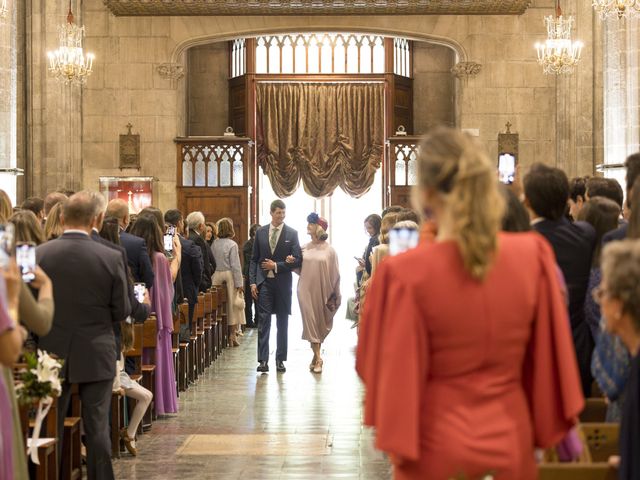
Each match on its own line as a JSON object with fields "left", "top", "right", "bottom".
{"left": 233, "top": 289, "right": 246, "bottom": 310}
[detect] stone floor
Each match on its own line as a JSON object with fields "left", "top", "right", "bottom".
{"left": 112, "top": 318, "right": 392, "bottom": 479}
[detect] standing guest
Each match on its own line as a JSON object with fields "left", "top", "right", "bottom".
{"left": 10, "top": 210, "right": 46, "bottom": 245}
{"left": 130, "top": 214, "right": 181, "bottom": 415}
{"left": 44, "top": 202, "right": 66, "bottom": 240}
{"left": 21, "top": 197, "right": 45, "bottom": 221}
{"left": 205, "top": 222, "right": 216, "bottom": 247}
{"left": 287, "top": 213, "right": 340, "bottom": 374}
{"left": 242, "top": 224, "right": 260, "bottom": 328}
{"left": 357, "top": 128, "right": 583, "bottom": 480}
{"left": 250, "top": 199, "right": 302, "bottom": 373}
{"left": 0, "top": 189, "right": 13, "bottom": 222}
{"left": 586, "top": 177, "right": 624, "bottom": 212}
{"left": 164, "top": 209, "right": 203, "bottom": 341}
{"left": 211, "top": 218, "right": 244, "bottom": 347}
{"left": 43, "top": 191, "right": 68, "bottom": 220}
{"left": 186, "top": 211, "right": 215, "bottom": 291}
{"left": 37, "top": 191, "right": 129, "bottom": 480}
{"left": 603, "top": 152, "right": 640, "bottom": 243}
{"left": 370, "top": 212, "right": 400, "bottom": 276}
{"left": 524, "top": 163, "right": 596, "bottom": 397}
{"left": 356, "top": 214, "right": 381, "bottom": 285}
{"left": 0, "top": 261, "right": 28, "bottom": 480}
{"left": 568, "top": 176, "right": 589, "bottom": 221}
{"left": 106, "top": 199, "right": 155, "bottom": 288}
{"left": 596, "top": 240, "right": 640, "bottom": 479}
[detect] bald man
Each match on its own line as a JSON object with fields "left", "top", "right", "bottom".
{"left": 105, "top": 199, "right": 154, "bottom": 288}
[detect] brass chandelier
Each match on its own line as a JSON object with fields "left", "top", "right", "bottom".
{"left": 47, "top": 0, "right": 95, "bottom": 85}
{"left": 593, "top": 0, "right": 640, "bottom": 19}
{"left": 535, "top": 0, "right": 583, "bottom": 75}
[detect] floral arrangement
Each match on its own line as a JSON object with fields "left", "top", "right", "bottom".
{"left": 15, "top": 349, "right": 63, "bottom": 405}
{"left": 15, "top": 350, "right": 63, "bottom": 464}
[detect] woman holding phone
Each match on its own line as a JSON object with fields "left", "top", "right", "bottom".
{"left": 286, "top": 213, "right": 340, "bottom": 373}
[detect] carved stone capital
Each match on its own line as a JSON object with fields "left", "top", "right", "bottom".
{"left": 156, "top": 63, "right": 185, "bottom": 81}
{"left": 451, "top": 61, "right": 483, "bottom": 79}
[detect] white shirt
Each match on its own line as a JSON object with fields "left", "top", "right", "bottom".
{"left": 63, "top": 229, "right": 90, "bottom": 236}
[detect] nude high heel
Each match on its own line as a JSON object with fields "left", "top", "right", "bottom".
{"left": 313, "top": 359, "right": 323, "bottom": 374}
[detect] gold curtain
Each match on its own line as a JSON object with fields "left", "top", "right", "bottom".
{"left": 256, "top": 82, "right": 384, "bottom": 198}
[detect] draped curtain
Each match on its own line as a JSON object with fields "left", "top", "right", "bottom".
{"left": 256, "top": 82, "right": 384, "bottom": 198}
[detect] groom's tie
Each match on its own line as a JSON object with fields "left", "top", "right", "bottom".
{"left": 269, "top": 226, "right": 279, "bottom": 253}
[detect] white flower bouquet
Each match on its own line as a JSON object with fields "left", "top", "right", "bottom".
{"left": 15, "top": 350, "right": 64, "bottom": 464}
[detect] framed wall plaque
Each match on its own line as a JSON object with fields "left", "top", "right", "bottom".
{"left": 99, "top": 176, "right": 156, "bottom": 214}
{"left": 119, "top": 123, "right": 140, "bottom": 169}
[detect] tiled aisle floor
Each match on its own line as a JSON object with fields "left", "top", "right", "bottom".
{"left": 112, "top": 317, "right": 392, "bottom": 479}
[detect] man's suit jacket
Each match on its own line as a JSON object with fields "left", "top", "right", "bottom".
{"left": 179, "top": 235, "right": 203, "bottom": 304}
{"left": 120, "top": 230, "right": 155, "bottom": 288}
{"left": 189, "top": 230, "right": 214, "bottom": 292}
{"left": 602, "top": 223, "right": 628, "bottom": 245}
{"left": 249, "top": 224, "right": 302, "bottom": 315}
{"left": 37, "top": 232, "right": 129, "bottom": 384}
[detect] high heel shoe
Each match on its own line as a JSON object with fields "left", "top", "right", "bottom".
{"left": 232, "top": 337, "right": 240, "bottom": 347}
{"left": 313, "top": 359, "right": 323, "bottom": 374}
{"left": 309, "top": 355, "right": 317, "bottom": 371}
{"left": 120, "top": 428, "right": 137, "bottom": 456}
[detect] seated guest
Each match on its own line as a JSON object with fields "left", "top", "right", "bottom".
{"left": 0, "top": 261, "right": 28, "bottom": 480}
{"left": 357, "top": 127, "right": 583, "bottom": 480}
{"left": 44, "top": 201, "right": 65, "bottom": 240}
{"left": 21, "top": 197, "right": 45, "bottom": 222}
{"left": 524, "top": 163, "right": 596, "bottom": 397}
{"left": 186, "top": 211, "right": 214, "bottom": 291}
{"left": 106, "top": 199, "right": 155, "bottom": 288}
{"left": 130, "top": 214, "right": 180, "bottom": 415}
{"left": 603, "top": 152, "right": 640, "bottom": 244}
{"left": 597, "top": 240, "right": 640, "bottom": 479}
{"left": 37, "top": 191, "right": 129, "bottom": 480}
{"left": 568, "top": 176, "right": 589, "bottom": 221}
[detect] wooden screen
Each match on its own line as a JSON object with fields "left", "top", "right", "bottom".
{"left": 176, "top": 137, "right": 253, "bottom": 247}
{"left": 386, "top": 136, "right": 420, "bottom": 208}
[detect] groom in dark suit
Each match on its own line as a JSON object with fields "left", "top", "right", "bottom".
{"left": 250, "top": 199, "right": 302, "bottom": 373}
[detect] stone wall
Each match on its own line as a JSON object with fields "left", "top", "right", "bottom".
{"left": 19, "top": 0, "right": 603, "bottom": 207}
{"left": 187, "top": 43, "right": 229, "bottom": 136}
{"left": 0, "top": 0, "right": 17, "bottom": 201}
{"left": 412, "top": 42, "right": 455, "bottom": 134}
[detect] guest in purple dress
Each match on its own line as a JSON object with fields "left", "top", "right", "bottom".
{"left": 0, "top": 262, "right": 28, "bottom": 479}
{"left": 131, "top": 214, "right": 181, "bottom": 415}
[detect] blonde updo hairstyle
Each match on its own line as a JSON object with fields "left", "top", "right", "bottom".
{"left": 314, "top": 225, "right": 328, "bottom": 242}
{"left": 416, "top": 127, "right": 504, "bottom": 280}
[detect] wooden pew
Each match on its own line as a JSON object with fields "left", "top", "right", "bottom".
{"left": 142, "top": 316, "right": 158, "bottom": 423}
{"left": 581, "top": 423, "right": 620, "bottom": 463}
{"left": 61, "top": 417, "right": 82, "bottom": 480}
{"left": 210, "top": 288, "right": 219, "bottom": 361}
{"left": 124, "top": 322, "right": 147, "bottom": 435}
{"left": 195, "top": 293, "right": 206, "bottom": 376}
{"left": 538, "top": 464, "right": 617, "bottom": 480}
{"left": 217, "top": 285, "right": 228, "bottom": 349}
{"left": 171, "top": 309, "right": 181, "bottom": 395}
{"left": 580, "top": 398, "right": 608, "bottom": 423}
{"left": 177, "top": 302, "right": 190, "bottom": 391}
{"left": 203, "top": 291, "right": 213, "bottom": 367}
{"left": 110, "top": 390, "right": 124, "bottom": 459}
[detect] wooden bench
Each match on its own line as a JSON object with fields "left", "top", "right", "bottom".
{"left": 203, "top": 291, "right": 213, "bottom": 367}
{"left": 61, "top": 417, "right": 82, "bottom": 480}
{"left": 580, "top": 398, "right": 608, "bottom": 423}
{"left": 209, "top": 288, "right": 219, "bottom": 361}
{"left": 195, "top": 293, "right": 206, "bottom": 377}
{"left": 178, "top": 302, "right": 190, "bottom": 391}
{"left": 538, "top": 464, "right": 617, "bottom": 480}
{"left": 27, "top": 438, "right": 58, "bottom": 480}
{"left": 110, "top": 390, "right": 124, "bottom": 458}
{"left": 142, "top": 316, "right": 158, "bottom": 423}
{"left": 171, "top": 308, "right": 181, "bottom": 395}
{"left": 216, "top": 285, "right": 228, "bottom": 349}
{"left": 581, "top": 423, "right": 620, "bottom": 463}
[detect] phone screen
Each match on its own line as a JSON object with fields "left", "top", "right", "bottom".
{"left": 16, "top": 243, "right": 36, "bottom": 282}
{"left": 389, "top": 228, "right": 419, "bottom": 256}
{"left": 498, "top": 153, "right": 516, "bottom": 185}
{"left": 163, "top": 233, "right": 173, "bottom": 252}
{"left": 0, "top": 224, "right": 15, "bottom": 268}
{"left": 134, "top": 283, "right": 146, "bottom": 303}
{"left": 167, "top": 224, "right": 176, "bottom": 236}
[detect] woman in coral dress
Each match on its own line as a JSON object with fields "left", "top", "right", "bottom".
{"left": 356, "top": 128, "right": 584, "bottom": 480}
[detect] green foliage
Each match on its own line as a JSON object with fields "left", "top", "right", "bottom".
{"left": 15, "top": 350, "right": 64, "bottom": 406}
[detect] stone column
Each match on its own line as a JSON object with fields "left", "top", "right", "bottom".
{"left": 555, "top": 0, "right": 601, "bottom": 177}
{"left": 603, "top": 16, "right": 640, "bottom": 172}
{"left": 26, "top": 0, "right": 83, "bottom": 196}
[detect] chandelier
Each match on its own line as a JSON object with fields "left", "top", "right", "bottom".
{"left": 0, "top": 0, "right": 7, "bottom": 19}
{"left": 46, "top": 0, "right": 95, "bottom": 85}
{"left": 593, "top": 0, "right": 640, "bottom": 18}
{"left": 534, "top": 1, "right": 583, "bottom": 75}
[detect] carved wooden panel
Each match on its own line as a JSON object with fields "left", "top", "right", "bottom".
{"left": 229, "top": 77, "right": 248, "bottom": 137}
{"left": 104, "top": 0, "right": 532, "bottom": 16}
{"left": 393, "top": 75, "right": 413, "bottom": 135}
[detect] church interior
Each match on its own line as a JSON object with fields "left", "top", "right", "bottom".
{"left": 0, "top": 0, "right": 639, "bottom": 479}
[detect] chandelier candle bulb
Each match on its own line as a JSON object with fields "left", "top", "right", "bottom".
{"left": 534, "top": 3, "right": 583, "bottom": 75}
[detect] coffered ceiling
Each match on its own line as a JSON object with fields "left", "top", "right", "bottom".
{"left": 103, "top": 0, "right": 532, "bottom": 16}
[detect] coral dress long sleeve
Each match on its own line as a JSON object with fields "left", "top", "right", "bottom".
{"left": 356, "top": 232, "right": 584, "bottom": 480}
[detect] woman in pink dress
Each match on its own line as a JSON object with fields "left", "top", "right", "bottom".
{"left": 288, "top": 213, "right": 340, "bottom": 373}
{"left": 131, "top": 214, "right": 181, "bottom": 415}
{"left": 356, "top": 127, "right": 584, "bottom": 480}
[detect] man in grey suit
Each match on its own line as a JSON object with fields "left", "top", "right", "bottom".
{"left": 37, "top": 191, "right": 130, "bottom": 480}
